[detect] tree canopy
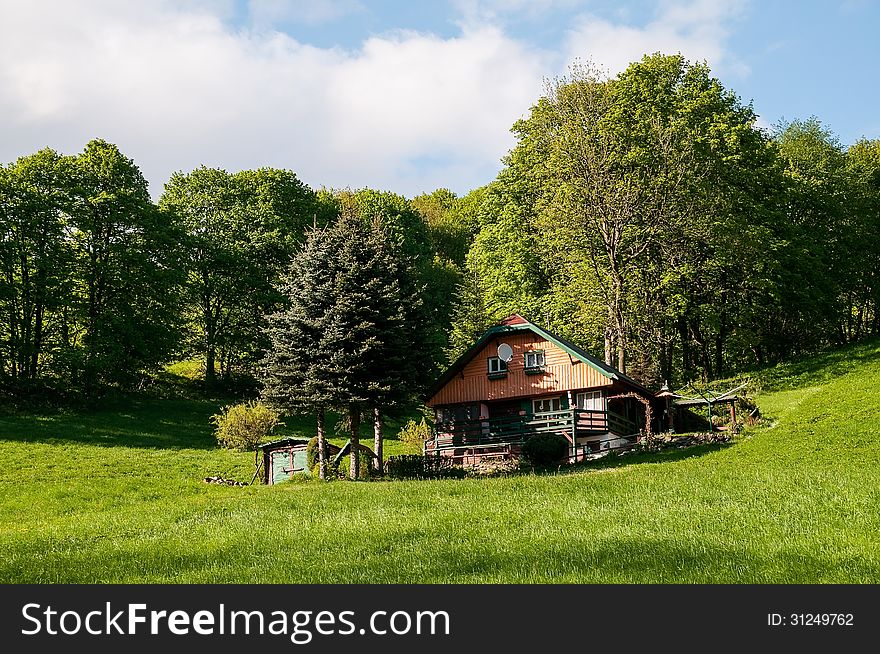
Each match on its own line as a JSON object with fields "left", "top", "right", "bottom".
{"left": 2, "top": 52, "right": 878, "bottom": 407}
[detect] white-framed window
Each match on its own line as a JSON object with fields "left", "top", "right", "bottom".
{"left": 524, "top": 350, "right": 546, "bottom": 370}
{"left": 487, "top": 356, "right": 508, "bottom": 376}
{"left": 533, "top": 397, "right": 561, "bottom": 414}
{"left": 576, "top": 391, "right": 604, "bottom": 411}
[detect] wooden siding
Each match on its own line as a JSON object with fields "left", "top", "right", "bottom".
{"left": 428, "top": 331, "right": 612, "bottom": 407}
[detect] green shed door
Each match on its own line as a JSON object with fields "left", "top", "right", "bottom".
{"left": 292, "top": 449, "right": 309, "bottom": 476}
{"left": 271, "top": 451, "right": 292, "bottom": 484}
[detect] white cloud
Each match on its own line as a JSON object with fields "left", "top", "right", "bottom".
{"left": 0, "top": 1, "right": 747, "bottom": 198}
{"left": 564, "top": 0, "right": 750, "bottom": 78}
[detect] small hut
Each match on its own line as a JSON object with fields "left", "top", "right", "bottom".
{"left": 259, "top": 438, "right": 341, "bottom": 484}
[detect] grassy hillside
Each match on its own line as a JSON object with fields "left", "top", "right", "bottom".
{"left": 1, "top": 340, "right": 879, "bottom": 583}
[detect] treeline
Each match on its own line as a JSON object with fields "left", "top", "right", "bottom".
{"left": 442, "top": 54, "right": 880, "bottom": 386}
{"left": 2, "top": 52, "right": 878, "bottom": 403}
{"left": 0, "top": 144, "right": 458, "bottom": 402}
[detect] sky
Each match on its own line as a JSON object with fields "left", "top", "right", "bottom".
{"left": 1, "top": 0, "right": 878, "bottom": 198}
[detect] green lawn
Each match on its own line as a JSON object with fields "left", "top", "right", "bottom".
{"left": 1, "top": 340, "right": 879, "bottom": 583}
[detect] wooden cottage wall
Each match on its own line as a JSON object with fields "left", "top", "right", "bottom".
{"left": 428, "top": 331, "right": 612, "bottom": 406}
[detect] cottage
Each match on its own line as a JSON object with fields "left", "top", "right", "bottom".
{"left": 425, "top": 314, "right": 659, "bottom": 463}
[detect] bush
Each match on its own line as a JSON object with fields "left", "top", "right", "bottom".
{"left": 397, "top": 418, "right": 432, "bottom": 448}
{"left": 211, "top": 401, "right": 280, "bottom": 451}
{"left": 386, "top": 454, "right": 467, "bottom": 480}
{"left": 521, "top": 433, "right": 569, "bottom": 466}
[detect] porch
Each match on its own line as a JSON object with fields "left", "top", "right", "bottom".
{"left": 428, "top": 407, "right": 641, "bottom": 463}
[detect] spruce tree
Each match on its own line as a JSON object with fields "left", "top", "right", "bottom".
{"left": 262, "top": 208, "right": 430, "bottom": 479}
{"left": 320, "top": 211, "right": 409, "bottom": 477}
{"left": 260, "top": 228, "right": 336, "bottom": 479}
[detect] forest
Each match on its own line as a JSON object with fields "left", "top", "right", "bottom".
{"left": 2, "top": 53, "right": 879, "bottom": 411}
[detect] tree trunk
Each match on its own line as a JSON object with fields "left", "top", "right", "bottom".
{"left": 604, "top": 305, "right": 614, "bottom": 366}
{"left": 349, "top": 405, "right": 360, "bottom": 480}
{"left": 317, "top": 406, "right": 327, "bottom": 481}
{"left": 714, "top": 331, "right": 725, "bottom": 379}
{"left": 604, "top": 326, "right": 613, "bottom": 366}
{"left": 204, "top": 292, "right": 217, "bottom": 385}
{"left": 611, "top": 272, "right": 626, "bottom": 374}
{"left": 659, "top": 340, "right": 671, "bottom": 387}
{"left": 373, "top": 406, "right": 383, "bottom": 475}
{"left": 30, "top": 301, "right": 43, "bottom": 380}
{"left": 678, "top": 316, "right": 690, "bottom": 381}
{"left": 205, "top": 346, "right": 216, "bottom": 385}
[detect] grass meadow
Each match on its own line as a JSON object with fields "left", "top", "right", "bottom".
{"left": 1, "top": 340, "right": 879, "bottom": 583}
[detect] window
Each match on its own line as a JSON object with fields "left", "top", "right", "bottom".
{"left": 524, "top": 350, "right": 546, "bottom": 373}
{"left": 438, "top": 404, "right": 478, "bottom": 423}
{"left": 533, "top": 397, "right": 561, "bottom": 414}
{"left": 576, "top": 391, "right": 604, "bottom": 411}
{"left": 487, "top": 356, "right": 508, "bottom": 378}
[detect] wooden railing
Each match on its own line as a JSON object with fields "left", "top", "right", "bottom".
{"left": 430, "top": 408, "right": 639, "bottom": 453}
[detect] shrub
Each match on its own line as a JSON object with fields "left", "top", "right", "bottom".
{"left": 386, "top": 454, "right": 466, "bottom": 480}
{"left": 211, "top": 401, "right": 280, "bottom": 451}
{"left": 521, "top": 433, "right": 569, "bottom": 466}
{"left": 397, "top": 418, "right": 431, "bottom": 448}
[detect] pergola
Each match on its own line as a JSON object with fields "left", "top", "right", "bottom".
{"left": 656, "top": 382, "right": 747, "bottom": 432}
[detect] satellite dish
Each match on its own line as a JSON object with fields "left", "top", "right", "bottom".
{"left": 497, "top": 343, "right": 513, "bottom": 362}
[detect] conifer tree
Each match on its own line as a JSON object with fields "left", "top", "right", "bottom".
{"left": 260, "top": 228, "right": 336, "bottom": 479}
{"left": 321, "top": 211, "right": 411, "bottom": 477}
{"left": 262, "top": 210, "right": 423, "bottom": 479}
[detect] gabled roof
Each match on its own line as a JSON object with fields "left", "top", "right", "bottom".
{"left": 427, "top": 314, "right": 654, "bottom": 401}
{"left": 259, "top": 437, "right": 342, "bottom": 454}
{"left": 259, "top": 437, "right": 311, "bottom": 450}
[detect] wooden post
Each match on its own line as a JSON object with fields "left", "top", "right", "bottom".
{"left": 250, "top": 455, "right": 264, "bottom": 485}
{"left": 571, "top": 406, "right": 577, "bottom": 463}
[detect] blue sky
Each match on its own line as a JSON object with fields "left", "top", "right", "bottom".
{"left": 1, "top": 1, "right": 878, "bottom": 197}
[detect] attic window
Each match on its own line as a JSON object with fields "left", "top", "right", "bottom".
{"left": 524, "top": 350, "right": 545, "bottom": 373}
{"left": 487, "top": 356, "right": 508, "bottom": 379}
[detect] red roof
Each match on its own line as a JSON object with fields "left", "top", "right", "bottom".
{"left": 497, "top": 313, "right": 529, "bottom": 326}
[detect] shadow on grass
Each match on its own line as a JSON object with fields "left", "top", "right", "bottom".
{"left": 0, "top": 396, "right": 418, "bottom": 453}
{"left": 0, "top": 397, "right": 224, "bottom": 450}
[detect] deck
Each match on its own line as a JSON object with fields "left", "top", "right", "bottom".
{"left": 428, "top": 408, "right": 640, "bottom": 461}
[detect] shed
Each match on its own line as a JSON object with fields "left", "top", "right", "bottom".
{"left": 260, "top": 438, "right": 310, "bottom": 484}
{"left": 259, "top": 438, "right": 342, "bottom": 484}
